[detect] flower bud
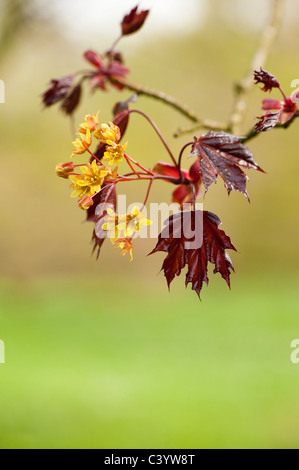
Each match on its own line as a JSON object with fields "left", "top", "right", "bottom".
{"left": 78, "top": 196, "right": 94, "bottom": 210}
{"left": 56, "top": 162, "right": 75, "bottom": 179}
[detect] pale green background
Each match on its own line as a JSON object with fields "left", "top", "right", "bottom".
{"left": 0, "top": 0, "right": 298, "bottom": 449}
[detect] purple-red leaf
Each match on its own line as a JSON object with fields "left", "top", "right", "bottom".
{"left": 189, "top": 131, "right": 263, "bottom": 200}
{"left": 121, "top": 6, "right": 149, "bottom": 36}
{"left": 61, "top": 83, "right": 82, "bottom": 115}
{"left": 150, "top": 210, "right": 236, "bottom": 298}
{"left": 254, "top": 112, "right": 280, "bottom": 133}
{"left": 42, "top": 75, "right": 74, "bottom": 107}
{"left": 84, "top": 50, "right": 103, "bottom": 68}
{"left": 254, "top": 68, "right": 280, "bottom": 93}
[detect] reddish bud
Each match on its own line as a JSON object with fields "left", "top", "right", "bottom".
{"left": 56, "top": 162, "right": 75, "bottom": 179}
{"left": 78, "top": 196, "right": 94, "bottom": 210}
{"left": 121, "top": 6, "right": 149, "bottom": 36}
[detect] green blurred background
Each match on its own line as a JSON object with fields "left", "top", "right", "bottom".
{"left": 0, "top": 0, "right": 299, "bottom": 449}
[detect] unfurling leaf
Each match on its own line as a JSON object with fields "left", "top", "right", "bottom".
{"left": 254, "top": 112, "right": 280, "bottom": 133}
{"left": 121, "top": 6, "right": 150, "bottom": 36}
{"left": 189, "top": 131, "right": 264, "bottom": 200}
{"left": 150, "top": 210, "right": 236, "bottom": 298}
{"left": 61, "top": 83, "right": 82, "bottom": 115}
{"left": 42, "top": 75, "right": 74, "bottom": 107}
{"left": 254, "top": 68, "right": 280, "bottom": 93}
{"left": 88, "top": 184, "right": 117, "bottom": 258}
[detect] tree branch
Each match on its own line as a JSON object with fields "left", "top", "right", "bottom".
{"left": 110, "top": 76, "right": 226, "bottom": 132}
{"left": 174, "top": 0, "right": 285, "bottom": 138}
{"left": 229, "top": 0, "right": 285, "bottom": 134}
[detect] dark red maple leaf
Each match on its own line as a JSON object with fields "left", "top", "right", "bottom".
{"left": 121, "top": 6, "right": 149, "bottom": 36}
{"left": 152, "top": 161, "right": 202, "bottom": 206}
{"left": 150, "top": 210, "right": 236, "bottom": 298}
{"left": 189, "top": 131, "right": 264, "bottom": 200}
{"left": 254, "top": 68, "right": 280, "bottom": 93}
{"left": 88, "top": 183, "right": 117, "bottom": 258}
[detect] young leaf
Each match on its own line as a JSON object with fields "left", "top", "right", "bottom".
{"left": 189, "top": 131, "right": 264, "bottom": 200}
{"left": 254, "top": 112, "right": 280, "bottom": 133}
{"left": 42, "top": 75, "right": 74, "bottom": 107}
{"left": 61, "top": 83, "right": 82, "bottom": 115}
{"left": 254, "top": 68, "right": 280, "bottom": 92}
{"left": 150, "top": 210, "right": 236, "bottom": 298}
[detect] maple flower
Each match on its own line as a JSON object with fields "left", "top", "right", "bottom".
{"left": 79, "top": 113, "right": 99, "bottom": 134}
{"left": 70, "top": 161, "right": 112, "bottom": 198}
{"left": 104, "top": 142, "right": 127, "bottom": 165}
{"left": 71, "top": 129, "right": 92, "bottom": 158}
{"left": 56, "top": 162, "right": 75, "bottom": 179}
{"left": 102, "top": 206, "right": 152, "bottom": 242}
{"left": 113, "top": 238, "right": 134, "bottom": 261}
{"left": 78, "top": 196, "right": 94, "bottom": 210}
{"left": 94, "top": 122, "right": 121, "bottom": 144}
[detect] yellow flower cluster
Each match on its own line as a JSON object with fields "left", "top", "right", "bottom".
{"left": 102, "top": 206, "right": 152, "bottom": 260}
{"left": 71, "top": 129, "right": 92, "bottom": 158}
{"left": 70, "top": 161, "right": 114, "bottom": 199}
{"left": 95, "top": 121, "right": 127, "bottom": 166}
{"left": 57, "top": 113, "right": 127, "bottom": 210}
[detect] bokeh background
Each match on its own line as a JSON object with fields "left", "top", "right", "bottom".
{"left": 0, "top": 0, "right": 299, "bottom": 449}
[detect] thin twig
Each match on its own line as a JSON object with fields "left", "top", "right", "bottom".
{"left": 174, "top": 0, "right": 285, "bottom": 138}
{"left": 229, "top": 0, "right": 285, "bottom": 134}
{"left": 111, "top": 77, "right": 226, "bottom": 134}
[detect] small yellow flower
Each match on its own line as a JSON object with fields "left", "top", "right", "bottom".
{"left": 78, "top": 196, "right": 94, "bottom": 210}
{"left": 79, "top": 113, "right": 99, "bottom": 134}
{"left": 102, "top": 206, "right": 152, "bottom": 241}
{"left": 94, "top": 122, "right": 121, "bottom": 144}
{"left": 56, "top": 162, "right": 75, "bottom": 179}
{"left": 70, "top": 161, "right": 111, "bottom": 198}
{"left": 104, "top": 142, "right": 127, "bottom": 165}
{"left": 113, "top": 238, "right": 134, "bottom": 261}
{"left": 71, "top": 129, "right": 92, "bottom": 158}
